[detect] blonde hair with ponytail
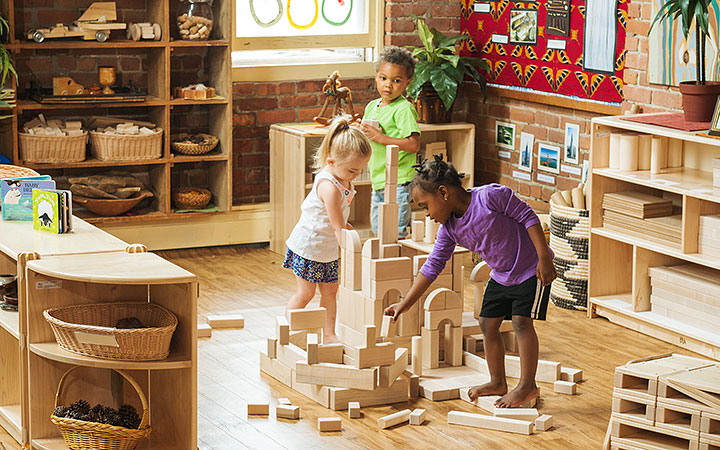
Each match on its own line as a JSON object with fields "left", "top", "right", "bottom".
{"left": 313, "top": 114, "right": 372, "bottom": 172}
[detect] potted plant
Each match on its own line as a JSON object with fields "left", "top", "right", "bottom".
{"left": 404, "top": 15, "right": 489, "bottom": 123}
{"left": 649, "top": 0, "right": 720, "bottom": 122}
{"left": 0, "top": 14, "right": 16, "bottom": 119}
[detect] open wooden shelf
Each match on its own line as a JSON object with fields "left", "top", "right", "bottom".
{"left": 0, "top": 405, "right": 22, "bottom": 444}
{"left": 29, "top": 343, "right": 192, "bottom": 370}
{"left": 0, "top": 309, "right": 20, "bottom": 339}
{"left": 169, "top": 39, "right": 228, "bottom": 47}
{"left": 169, "top": 95, "right": 229, "bottom": 106}
{"left": 594, "top": 168, "right": 719, "bottom": 201}
{"left": 23, "top": 157, "right": 168, "bottom": 170}
{"left": 16, "top": 96, "right": 167, "bottom": 110}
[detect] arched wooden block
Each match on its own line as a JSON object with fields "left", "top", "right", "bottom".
{"left": 341, "top": 228, "right": 361, "bottom": 252}
{"left": 362, "top": 238, "right": 379, "bottom": 259}
{"left": 423, "top": 288, "right": 461, "bottom": 311}
{"left": 470, "top": 261, "right": 490, "bottom": 283}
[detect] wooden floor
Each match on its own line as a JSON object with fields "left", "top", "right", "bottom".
{"left": 0, "top": 245, "right": 700, "bottom": 449}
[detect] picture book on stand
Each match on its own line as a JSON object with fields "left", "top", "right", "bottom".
{"left": 1, "top": 176, "right": 54, "bottom": 221}
{"left": 32, "top": 188, "right": 72, "bottom": 234}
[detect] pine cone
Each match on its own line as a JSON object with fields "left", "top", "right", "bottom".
{"left": 69, "top": 399, "right": 91, "bottom": 414}
{"left": 118, "top": 404, "right": 141, "bottom": 429}
{"left": 52, "top": 406, "right": 67, "bottom": 417}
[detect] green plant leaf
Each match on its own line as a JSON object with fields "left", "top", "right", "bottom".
{"left": 429, "top": 66, "right": 458, "bottom": 110}
{"left": 438, "top": 53, "right": 460, "bottom": 68}
{"left": 407, "top": 62, "right": 432, "bottom": 100}
{"left": 411, "top": 15, "right": 435, "bottom": 55}
{"left": 694, "top": 1, "right": 710, "bottom": 36}
{"left": 437, "top": 34, "right": 468, "bottom": 49}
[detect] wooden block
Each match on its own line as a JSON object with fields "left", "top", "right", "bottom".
{"left": 290, "top": 371, "right": 330, "bottom": 408}
{"left": 362, "top": 238, "right": 380, "bottom": 258}
{"left": 267, "top": 337, "right": 277, "bottom": 359}
{"left": 410, "top": 408, "right": 426, "bottom": 426}
{"left": 277, "top": 398, "right": 291, "bottom": 405}
{"left": 371, "top": 257, "right": 412, "bottom": 281}
{"left": 380, "top": 315, "right": 397, "bottom": 338}
{"left": 307, "top": 333, "right": 319, "bottom": 365}
{"left": 561, "top": 367, "right": 583, "bottom": 383}
{"left": 419, "top": 379, "right": 459, "bottom": 401}
{"left": 328, "top": 378, "right": 409, "bottom": 410}
{"left": 425, "top": 273, "right": 454, "bottom": 293}
{"left": 370, "top": 278, "right": 411, "bottom": 299}
{"left": 345, "top": 248, "right": 363, "bottom": 291}
{"left": 423, "top": 287, "right": 446, "bottom": 310}
{"left": 535, "top": 414, "right": 553, "bottom": 431}
{"left": 288, "top": 307, "right": 327, "bottom": 331}
{"left": 317, "top": 343, "right": 344, "bottom": 364}
{"left": 364, "top": 298, "right": 384, "bottom": 332}
{"left": 348, "top": 402, "right": 361, "bottom": 419}
{"left": 247, "top": 403, "right": 269, "bottom": 415}
{"left": 459, "top": 388, "right": 498, "bottom": 413}
{"left": 494, "top": 408, "right": 540, "bottom": 421}
{"left": 379, "top": 347, "right": 409, "bottom": 387}
{"left": 398, "top": 297, "right": 419, "bottom": 337}
{"left": 424, "top": 216, "right": 439, "bottom": 243}
{"left": 276, "top": 316, "right": 289, "bottom": 345}
{"left": 422, "top": 327, "right": 439, "bottom": 369}
{"left": 318, "top": 417, "right": 342, "bottom": 432}
{"left": 411, "top": 335, "right": 422, "bottom": 376}
{"left": 424, "top": 308, "right": 462, "bottom": 330}
{"left": 379, "top": 203, "right": 399, "bottom": 244}
{"left": 380, "top": 243, "right": 401, "bottom": 258}
{"left": 385, "top": 183, "right": 397, "bottom": 203}
{"left": 452, "top": 252, "right": 463, "bottom": 292}
{"left": 501, "top": 331, "right": 518, "bottom": 353}
{"left": 354, "top": 342, "right": 396, "bottom": 369}
{"left": 276, "top": 404, "right": 300, "bottom": 420}
{"left": 341, "top": 228, "right": 361, "bottom": 251}
{"left": 296, "top": 362, "right": 378, "bottom": 390}
{"left": 554, "top": 380, "right": 577, "bottom": 395}
{"left": 259, "top": 352, "right": 293, "bottom": 386}
{"left": 378, "top": 409, "right": 411, "bottom": 429}
{"left": 386, "top": 161, "right": 398, "bottom": 184}
{"left": 444, "top": 324, "right": 463, "bottom": 367}
{"left": 411, "top": 220, "right": 425, "bottom": 241}
{"left": 289, "top": 330, "right": 309, "bottom": 349}
{"left": 276, "top": 343, "right": 307, "bottom": 368}
{"left": 505, "top": 355, "right": 561, "bottom": 382}
{"left": 197, "top": 323, "right": 212, "bottom": 338}
{"left": 364, "top": 325, "right": 377, "bottom": 347}
{"left": 448, "top": 411, "right": 533, "bottom": 435}
{"left": 386, "top": 144, "right": 399, "bottom": 167}
{"left": 463, "top": 352, "right": 490, "bottom": 375}
{"left": 409, "top": 374, "right": 420, "bottom": 397}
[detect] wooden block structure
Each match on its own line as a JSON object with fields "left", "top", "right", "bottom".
{"left": 207, "top": 314, "right": 245, "bottom": 328}
{"left": 420, "top": 288, "right": 464, "bottom": 368}
{"left": 318, "top": 417, "right": 342, "bottom": 432}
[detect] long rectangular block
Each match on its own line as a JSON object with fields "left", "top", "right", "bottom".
{"left": 422, "top": 328, "right": 439, "bottom": 369}
{"left": 259, "top": 352, "right": 292, "bottom": 386}
{"left": 276, "top": 316, "right": 289, "bottom": 345}
{"left": 554, "top": 380, "right": 577, "bottom": 395}
{"left": 247, "top": 403, "right": 269, "bottom": 415}
{"left": 371, "top": 257, "right": 412, "bottom": 281}
{"left": 290, "top": 370, "right": 330, "bottom": 408}
{"left": 276, "top": 343, "right": 307, "bottom": 368}
{"left": 307, "top": 333, "right": 319, "bottom": 364}
{"left": 328, "top": 378, "right": 409, "bottom": 410}
{"left": 317, "top": 343, "right": 344, "bottom": 364}
{"left": 318, "top": 417, "right": 342, "bottom": 432}
{"left": 295, "top": 362, "right": 378, "bottom": 391}
{"left": 348, "top": 342, "right": 396, "bottom": 368}
{"left": 378, "top": 409, "right": 411, "bottom": 429}
{"left": 411, "top": 220, "right": 425, "bottom": 241}
{"left": 379, "top": 203, "right": 399, "bottom": 245}
{"left": 380, "top": 314, "right": 397, "bottom": 338}
{"left": 288, "top": 307, "right": 327, "bottom": 331}
{"left": 207, "top": 314, "right": 244, "bottom": 329}
{"left": 267, "top": 337, "right": 277, "bottom": 359}
{"left": 448, "top": 411, "right": 533, "bottom": 434}
{"left": 411, "top": 335, "right": 423, "bottom": 376}
{"left": 494, "top": 408, "right": 540, "bottom": 421}
{"left": 505, "top": 355, "right": 561, "bottom": 382}
{"left": 197, "top": 323, "right": 212, "bottom": 338}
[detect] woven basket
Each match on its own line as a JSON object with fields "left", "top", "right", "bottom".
{"left": 89, "top": 128, "right": 163, "bottom": 161}
{"left": 19, "top": 131, "right": 87, "bottom": 163}
{"left": 549, "top": 202, "right": 590, "bottom": 310}
{"left": 172, "top": 187, "right": 211, "bottom": 210}
{"left": 171, "top": 133, "right": 218, "bottom": 155}
{"left": 43, "top": 302, "right": 177, "bottom": 360}
{"left": 51, "top": 367, "right": 151, "bottom": 450}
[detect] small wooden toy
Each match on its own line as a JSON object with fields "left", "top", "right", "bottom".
{"left": 28, "top": 2, "right": 127, "bottom": 42}
{"left": 313, "top": 71, "right": 358, "bottom": 126}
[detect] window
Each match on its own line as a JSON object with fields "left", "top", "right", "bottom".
{"left": 232, "top": 0, "right": 383, "bottom": 81}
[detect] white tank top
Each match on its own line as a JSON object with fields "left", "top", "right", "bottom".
{"left": 285, "top": 169, "right": 355, "bottom": 262}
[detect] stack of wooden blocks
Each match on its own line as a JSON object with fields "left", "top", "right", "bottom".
{"left": 608, "top": 353, "right": 720, "bottom": 450}
{"left": 23, "top": 115, "right": 85, "bottom": 136}
{"left": 601, "top": 191, "right": 680, "bottom": 248}
{"left": 699, "top": 214, "right": 720, "bottom": 257}
{"left": 648, "top": 265, "right": 720, "bottom": 335}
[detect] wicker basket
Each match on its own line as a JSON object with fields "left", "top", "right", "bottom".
{"left": 549, "top": 202, "right": 590, "bottom": 310}
{"left": 172, "top": 187, "right": 211, "bottom": 210}
{"left": 171, "top": 133, "right": 218, "bottom": 155}
{"left": 43, "top": 302, "right": 177, "bottom": 360}
{"left": 89, "top": 128, "right": 163, "bottom": 161}
{"left": 19, "top": 131, "right": 87, "bottom": 163}
{"left": 51, "top": 367, "right": 151, "bottom": 450}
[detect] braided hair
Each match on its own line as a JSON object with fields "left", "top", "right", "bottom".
{"left": 411, "top": 154, "right": 466, "bottom": 193}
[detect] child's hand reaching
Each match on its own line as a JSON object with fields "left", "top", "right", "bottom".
{"left": 536, "top": 255, "right": 557, "bottom": 286}
{"left": 359, "top": 122, "right": 382, "bottom": 142}
{"left": 344, "top": 222, "right": 353, "bottom": 230}
{"left": 383, "top": 302, "right": 406, "bottom": 322}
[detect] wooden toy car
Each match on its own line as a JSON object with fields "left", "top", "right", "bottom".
{"left": 27, "top": 2, "right": 126, "bottom": 43}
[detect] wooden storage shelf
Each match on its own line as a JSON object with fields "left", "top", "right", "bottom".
{"left": 7, "top": 41, "right": 167, "bottom": 50}
{"left": 16, "top": 96, "right": 167, "bottom": 110}
{"left": 29, "top": 343, "right": 192, "bottom": 369}
{"left": 170, "top": 153, "right": 229, "bottom": 163}
{"left": 169, "top": 96, "right": 229, "bottom": 105}
{"left": 588, "top": 114, "right": 720, "bottom": 360}
{"left": 74, "top": 209, "right": 168, "bottom": 224}
{"left": 0, "top": 405, "right": 22, "bottom": 444}
{"left": 23, "top": 157, "right": 168, "bottom": 170}
{"left": 169, "top": 40, "right": 228, "bottom": 47}
{"left": 0, "top": 309, "right": 20, "bottom": 338}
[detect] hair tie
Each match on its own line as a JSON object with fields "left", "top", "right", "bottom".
{"left": 341, "top": 124, "right": 349, "bottom": 130}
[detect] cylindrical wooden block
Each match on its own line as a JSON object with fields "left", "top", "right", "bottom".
{"left": 619, "top": 134, "right": 639, "bottom": 171}
{"left": 667, "top": 139, "right": 683, "bottom": 168}
{"left": 650, "top": 137, "right": 666, "bottom": 174}
{"left": 561, "top": 190, "right": 573, "bottom": 206}
{"left": 609, "top": 133, "right": 623, "bottom": 169}
{"left": 637, "top": 134, "right": 652, "bottom": 170}
{"left": 411, "top": 335, "right": 422, "bottom": 376}
{"left": 550, "top": 191, "right": 570, "bottom": 207}
{"left": 571, "top": 187, "right": 585, "bottom": 210}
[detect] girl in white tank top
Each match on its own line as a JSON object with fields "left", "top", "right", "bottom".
{"left": 282, "top": 115, "right": 372, "bottom": 343}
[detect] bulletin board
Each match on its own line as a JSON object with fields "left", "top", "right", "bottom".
{"left": 460, "top": 0, "right": 628, "bottom": 104}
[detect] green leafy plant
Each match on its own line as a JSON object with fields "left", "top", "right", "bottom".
{"left": 649, "top": 0, "right": 711, "bottom": 84}
{"left": 0, "top": 14, "right": 16, "bottom": 118}
{"left": 404, "top": 15, "right": 490, "bottom": 110}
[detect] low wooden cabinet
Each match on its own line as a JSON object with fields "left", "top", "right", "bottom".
{"left": 588, "top": 114, "right": 720, "bottom": 360}
{"left": 269, "top": 122, "right": 476, "bottom": 254}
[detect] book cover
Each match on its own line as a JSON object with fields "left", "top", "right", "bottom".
{"left": 33, "top": 189, "right": 61, "bottom": 233}
{"left": 1, "top": 176, "right": 54, "bottom": 221}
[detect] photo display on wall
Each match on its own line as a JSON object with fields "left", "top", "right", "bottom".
{"left": 460, "top": 0, "right": 628, "bottom": 104}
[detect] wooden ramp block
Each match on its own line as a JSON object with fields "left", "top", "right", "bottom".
{"left": 494, "top": 408, "right": 540, "bottom": 422}
{"left": 318, "top": 417, "right": 342, "bottom": 432}
{"left": 378, "top": 409, "right": 412, "bottom": 429}
{"left": 410, "top": 408, "right": 426, "bottom": 425}
{"left": 289, "top": 330, "right": 309, "bottom": 349}
{"left": 276, "top": 316, "right": 289, "bottom": 345}
{"left": 561, "top": 367, "right": 583, "bottom": 383}
{"left": 554, "top": 380, "right": 577, "bottom": 395}
{"left": 348, "top": 402, "right": 361, "bottom": 419}
{"left": 259, "top": 352, "right": 292, "bottom": 386}
{"left": 448, "top": 411, "right": 533, "bottom": 435}
{"left": 276, "top": 404, "right": 300, "bottom": 420}
{"left": 207, "top": 314, "right": 244, "bottom": 329}
{"left": 296, "top": 362, "right": 378, "bottom": 391}
{"left": 247, "top": 403, "right": 269, "bottom": 415}
{"left": 197, "top": 323, "right": 212, "bottom": 338}
{"left": 288, "top": 307, "right": 327, "bottom": 331}
{"left": 535, "top": 414, "right": 553, "bottom": 431}
{"left": 379, "top": 347, "right": 409, "bottom": 387}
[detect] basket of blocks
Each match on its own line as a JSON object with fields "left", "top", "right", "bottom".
{"left": 548, "top": 201, "right": 589, "bottom": 310}
{"left": 43, "top": 302, "right": 177, "bottom": 360}
{"left": 89, "top": 128, "right": 163, "bottom": 161}
{"left": 19, "top": 131, "right": 88, "bottom": 163}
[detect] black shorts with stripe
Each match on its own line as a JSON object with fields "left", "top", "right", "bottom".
{"left": 479, "top": 276, "right": 550, "bottom": 320}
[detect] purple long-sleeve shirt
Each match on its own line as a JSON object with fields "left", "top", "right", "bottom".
{"left": 420, "top": 184, "right": 547, "bottom": 286}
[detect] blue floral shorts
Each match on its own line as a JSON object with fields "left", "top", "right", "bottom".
{"left": 282, "top": 249, "right": 339, "bottom": 284}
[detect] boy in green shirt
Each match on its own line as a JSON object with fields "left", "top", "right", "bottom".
{"left": 359, "top": 46, "right": 421, "bottom": 238}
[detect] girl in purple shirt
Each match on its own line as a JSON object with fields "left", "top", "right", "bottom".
{"left": 385, "top": 156, "right": 556, "bottom": 408}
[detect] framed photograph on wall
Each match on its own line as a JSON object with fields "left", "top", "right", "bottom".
{"left": 538, "top": 143, "right": 561, "bottom": 174}
{"left": 564, "top": 123, "right": 580, "bottom": 164}
{"left": 519, "top": 132, "right": 534, "bottom": 172}
{"left": 495, "top": 121, "right": 516, "bottom": 150}
{"left": 509, "top": 9, "right": 538, "bottom": 45}
{"left": 710, "top": 96, "right": 720, "bottom": 137}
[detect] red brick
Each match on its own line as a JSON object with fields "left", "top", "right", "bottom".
{"left": 233, "top": 139, "right": 256, "bottom": 154}
{"left": 37, "top": 9, "right": 77, "bottom": 24}
{"left": 431, "top": 3, "right": 461, "bottom": 17}
{"left": 341, "top": 78, "right": 373, "bottom": 91}
{"left": 624, "top": 69, "right": 639, "bottom": 84}
{"left": 541, "top": 187, "right": 555, "bottom": 201}
{"left": 625, "top": 36, "right": 638, "bottom": 52}
{"left": 386, "top": 19, "right": 416, "bottom": 33}
{"left": 387, "top": 35, "right": 420, "bottom": 47}
{"left": 626, "top": 52, "right": 648, "bottom": 70}
{"left": 627, "top": 19, "right": 650, "bottom": 36}
{"left": 233, "top": 83, "right": 255, "bottom": 95}
{"left": 257, "top": 83, "right": 283, "bottom": 96}
{"left": 627, "top": 3, "right": 641, "bottom": 18}
{"left": 517, "top": 181, "right": 531, "bottom": 196}
{"left": 623, "top": 85, "right": 652, "bottom": 104}
{"left": 386, "top": 4, "right": 428, "bottom": 18}
{"left": 297, "top": 80, "right": 325, "bottom": 93}
{"left": 652, "top": 89, "right": 683, "bottom": 110}
{"left": 526, "top": 198, "right": 549, "bottom": 213}
{"left": 298, "top": 107, "right": 324, "bottom": 122}
{"left": 488, "top": 104, "right": 510, "bottom": 118}
{"left": 246, "top": 168, "right": 267, "bottom": 183}
{"left": 120, "top": 57, "right": 140, "bottom": 71}
{"left": 579, "top": 136, "right": 591, "bottom": 151}
{"left": 233, "top": 126, "right": 269, "bottom": 139}
{"left": 235, "top": 97, "right": 278, "bottom": 111}
{"left": 520, "top": 124, "right": 548, "bottom": 141}
{"left": 557, "top": 176, "right": 578, "bottom": 191}
{"left": 257, "top": 109, "right": 296, "bottom": 125}
{"left": 509, "top": 108, "right": 534, "bottom": 124}
{"left": 236, "top": 154, "right": 269, "bottom": 167}
{"left": 498, "top": 176, "right": 518, "bottom": 192}
{"left": 548, "top": 129, "right": 565, "bottom": 144}
{"left": 425, "top": 19, "right": 452, "bottom": 32}
{"left": 561, "top": 119, "right": 584, "bottom": 134}
{"left": 279, "top": 94, "right": 318, "bottom": 108}
{"left": 233, "top": 113, "right": 255, "bottom": 126}
{"left": 639, "top": 38, "right": 649, "bottom": 54}
{"left": 233, "top": 182, "right": 269, "bottom": 199}
{"left": 531, "top": 184, "right": 542, "bottom": 199}
{"left": 55, "top": 56, "right": 76, "bottom": 71}
{"left": 641, "top": 3, "right": 653, "bottom": 20}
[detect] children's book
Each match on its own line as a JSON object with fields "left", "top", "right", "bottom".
{"left": 1, "top": 176, "right": 54, "bottom": 221}
{"left": 33, "top": 189, "right": 61, "bottom": 233}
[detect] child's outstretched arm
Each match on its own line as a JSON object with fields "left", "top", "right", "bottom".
{"left": 384, "top": 273, "right": 431, "bottom": 321}
{"left": 360, "top": 124, "right": 420, "bottom": 154}
{"left": 527, "top": 223, "right": 556, "bottom": 286}
{"left": 317, "top": 179, "right": 349, "bottom": 245}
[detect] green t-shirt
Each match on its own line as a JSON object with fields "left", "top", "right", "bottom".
{"left": 363, "top": 96, "right": 421, "bottom": 190}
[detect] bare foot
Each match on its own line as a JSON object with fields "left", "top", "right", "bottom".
{"left": 495, "top": 384, "right": 539, "bottom": 408}
{"left": 323, "top": 333, "right": 340, "bottom": 344}
{"left": 468, "top": 380, "right": 508, "bottom": 401}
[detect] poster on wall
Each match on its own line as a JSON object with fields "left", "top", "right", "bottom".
{"left": 647, "top": 0, "right": 720, "bottom": 86}
{"left": 519, "top": 132, "right": 535, "bottom": 171}
{"left": 538, "top": 143, "right": 561, "bottom": 174}
{"left": 459, "top": 0, "right": 627, "bottom": 104}
{"left": 564, "top": 123, "right": 580, "bottom": 164}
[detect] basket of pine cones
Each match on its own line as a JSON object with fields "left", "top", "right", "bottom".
{"left": 51, "top": 367, "right": 151, "bottom": 450}
{"left": 171, "top": 133, "right": 218, "bottom": 155}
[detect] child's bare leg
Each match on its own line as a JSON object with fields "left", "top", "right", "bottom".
{"left": 286, "top": 276, "right": 316, "bottom": 312}
{"left": 496, "top": 316, "right": 539, "bottom": 408}
{"left": 317, "top": 281, "right": 339, "bottom": 343}
{"left": 468, "top": 316, "right": 507, "bottom": 400}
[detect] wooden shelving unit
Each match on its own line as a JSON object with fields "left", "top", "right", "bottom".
{"left": 0, "top": 0, "right": 240, "bottom": 244}
{"left": 587, "top": 114, "right": 720, "bottom": 360}
{"left": 269, "top": 122, "right": 476, "bottom": 254}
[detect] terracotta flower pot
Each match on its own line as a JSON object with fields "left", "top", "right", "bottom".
{"left": 679, "top": 81, "right": 720, "bottom": 122}
{"left": 413, "top": 83, "right": 452, "bottom": 124}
